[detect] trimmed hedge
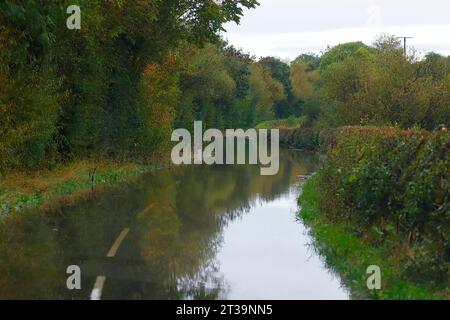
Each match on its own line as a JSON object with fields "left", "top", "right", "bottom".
{"left": 315, "top": 127, "right": 449, "bottom": 288}
{"left": 279, "top": 128, "right": 320, "bottom": 151}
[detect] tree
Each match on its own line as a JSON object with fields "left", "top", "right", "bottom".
{"left": 294, "top": 53, "right": 321, "bottom": 71}
{"left": 319, "top": 36, "right": 450, "bottom": 129}
{"left": 319, "top": 41, "right": 376, "bottom": 72}
{"left": 248, "top": 62, "right": 286, "bottom": 122}
{"left": 0, "top": 0, "right": 260, "bottom": 171}
{"left": 373, "top": 33, "right": 402, "bottom": 54}
{"left": 177, "top": 43, "right": 236, "bottom": 129}
{"left": 290, "top": 61, "right": 319, "bottom": 101}
{"left": 260, "top": 57, "right": 294, "bottom": 118}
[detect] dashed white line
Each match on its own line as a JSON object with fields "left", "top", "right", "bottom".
{"left": 107, "top": 228, "right": 130, "bottom": 258}
{"left": 90, "top": 276, "right": 106, "bottom": 300}
{"left": 90, "top": 228, "right": 130, "bottom": 300}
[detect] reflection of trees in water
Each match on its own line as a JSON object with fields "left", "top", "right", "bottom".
{"left": 0, "top": 211, "right": 64, "bottom": 299}
{"left": 0, "top": 150, "right": 317, "bottom": 299}
{"left": 176, "top": 259, "right": 230, "bottom": 300}
{"left": 132, "top": 150, "right": 317, "bottom": 299}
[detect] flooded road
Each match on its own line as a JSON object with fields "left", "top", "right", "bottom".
{"left": 0, "top": 150, "right": 347, "bottom": 300}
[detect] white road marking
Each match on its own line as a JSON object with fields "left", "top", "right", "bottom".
{"left": 90, "top": 276, "right": 106, "bottom": 300}
{"left": 90, "top": 228, "right": 130, "bottom": 300}
{"left": 107, "top": 228, "right": 130, "bottom": 258}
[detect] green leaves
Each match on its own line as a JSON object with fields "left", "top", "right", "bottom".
{"left": 315, "top": 127, "right": 450, "bottom": 287}
{"left": 0, "top": 0, "right": 259, "bottom": 171}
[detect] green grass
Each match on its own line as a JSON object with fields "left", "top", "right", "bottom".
{"left": 0, "top": 160, "right": 161, "bottom": 219}
{"left": 298, "top": 176, "right": 447, "bottom": 300}
{"left": 256, "top": 116, "right": 306, "bottom": 130}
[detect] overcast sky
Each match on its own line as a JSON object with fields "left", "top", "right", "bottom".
{"left": 222, "top": 0, "right": 450, "bottom": 61}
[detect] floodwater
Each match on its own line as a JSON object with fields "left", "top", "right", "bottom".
{"left": 0, "top": 150, "right": 348, "bottom": 300}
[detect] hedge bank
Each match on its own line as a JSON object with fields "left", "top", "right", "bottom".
{"left": 300, "top": 126, "right": 449, "bottom": 299}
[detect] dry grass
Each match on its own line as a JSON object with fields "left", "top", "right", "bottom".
{"left": 0, "top": 160, "right": 146, "bottom": 219}
{"left": 1, "top": 161, "right": 136, "bottom": 193}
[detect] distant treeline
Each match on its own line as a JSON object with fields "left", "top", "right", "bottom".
{"left": 308, "top": 37, "right": 450, "bottom": 131}
{"left": 253, "top": 36, "right": 450, "bottom": 134}
{"left": 1, "top": 2, "right": 449, "bottom": 173}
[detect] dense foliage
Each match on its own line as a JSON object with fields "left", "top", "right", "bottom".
{"left": 1, "top": 2, "right": 449, "bottom": 175}
{"left": 1, "top": 1, "right": 449, "bottom": 300}
{"left": 314, "top": 127, "right": 449, "bottom": 291}
{"left": 264, "top": 36, "right": 450, "bottom": 133}
{"left": 307, "top": 36, "right": 450, "bottom": 130}
{"left": 278, "top": 127, "right": 319, "bottom": 151}
{"left": 2, "top": 0, "right": 282, "bottom": 173}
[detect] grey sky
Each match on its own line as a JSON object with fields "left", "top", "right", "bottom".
{"left": 223, "top": 0, "right": 450, "bottom": 60}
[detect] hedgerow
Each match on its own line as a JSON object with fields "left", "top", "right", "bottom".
{"left": 315, "top": 127, "right": 449, "bottom": 288}
{"left": 279, "top": 128, "right": 320, "bottom": 151}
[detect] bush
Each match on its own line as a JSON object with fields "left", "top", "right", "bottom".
{"left": 278, "top": 127, "right": 320, "bottom": 151}
{"left": 315, "top": 126, "right": 450, "bottom": 285}
{"left": 256, "top": 116, "right": 306, "bottom": 130}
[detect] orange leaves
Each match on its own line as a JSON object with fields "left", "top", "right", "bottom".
{"left": 143, "top": 54, "right": 178, "bottom": 77}
{"left": 140, "top": 54, "right": 181, "bottom": 152}
{"left": 143, "top": 64, "right": 157, "bottom": 76}
{"left": 168, "top": 54, "right": 177, "bottom": 65}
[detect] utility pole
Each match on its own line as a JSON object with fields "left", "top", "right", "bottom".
{"left": 396, "top": 36, "right": 413, "bottom": 56}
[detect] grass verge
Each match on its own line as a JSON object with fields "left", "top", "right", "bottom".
{"left": 298, "top": 175, "right": 448, "bottom": 300}
{"left": 0, "top": 160, "right": 163, "bottom": 220}
{"left": 256, "top": 116, "right": 306, "bottom": 130}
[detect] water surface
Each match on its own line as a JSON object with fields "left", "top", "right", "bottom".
{"left": 0, "top": 150, "right": 347, "bottom": 300}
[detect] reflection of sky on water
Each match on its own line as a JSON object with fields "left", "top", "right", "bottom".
{"left": 217, "top": 188, "right": 348, "bottom": 300}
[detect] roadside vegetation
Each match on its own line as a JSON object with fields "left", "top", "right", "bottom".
{"left": 0, "top": 1, "right": 324, "bottom": 218}
{"left": 0, "top": 160, "right": 159, "bottom": 220}
{"left": 1, "top": 1, "right": 449, "bottom": 300}
{"left": 2, "top": 1, "right": 277, "bottom": 216}
{"left": 280, "top": 37, "right": 449, "bottom": 299}
{"left": 256, "top": 116, "right": 306, "bottom": 129}
{"left": 300, "top": 173, "right": 448, "bottom": 300}
{"left": 299, "top": 127, "right": 449, "bottom": 299}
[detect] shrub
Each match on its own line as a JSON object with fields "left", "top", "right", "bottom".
{"left": 315, "top": 126, "right": 450, "bottom": 285}
{"left": 279, "top": 127, "right": 320, "bottom": 151}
